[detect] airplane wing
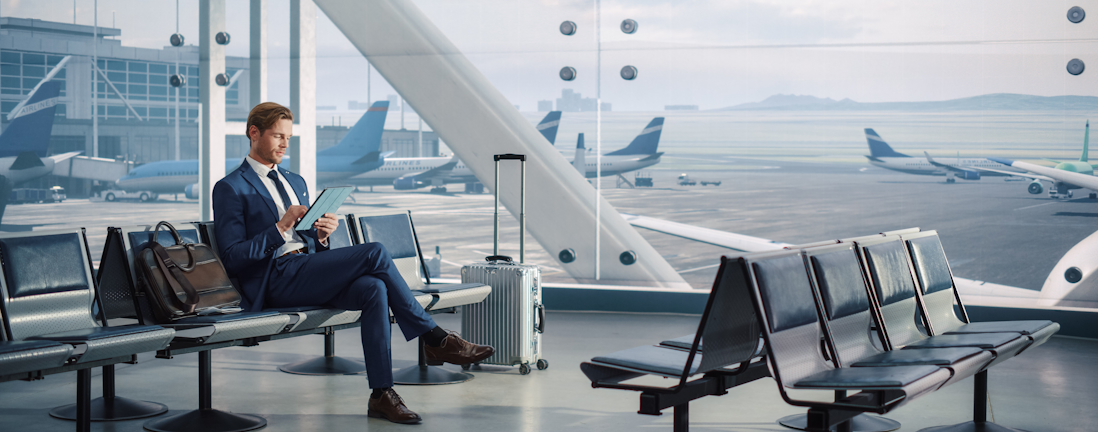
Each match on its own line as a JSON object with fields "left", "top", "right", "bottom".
{"left": 923, "top": 151, "right": 981, "bottom": 176}
{"left": 621, "top": 213, "right": 790, "bottom": 252}
{"left": 970, "top": 166, "right": 1054, "bottom": 182}
{"left": 623, "top": 213, "right": 1046, "bottom": 308}
{"left": 990, "top": 157, "right": 1098, "bottom": 190}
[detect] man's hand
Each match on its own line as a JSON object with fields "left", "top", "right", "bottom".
{"left": 276, "top": 205, "right": 308, "bottom": 233}
{"left": 314, "top": 213, "right": 338, "bottom": 243}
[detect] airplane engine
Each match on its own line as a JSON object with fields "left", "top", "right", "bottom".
{"left": 959, "top": 171, "right": 980, "bottom": 180}
{"left": 1028, "top": 180, "right": 1043, "bottom": 195}
{"left": 393, "top": 177, "right": 424, "bottom": 190}
{"left": 185, "top": 183, "right": 200, "bottom": 199}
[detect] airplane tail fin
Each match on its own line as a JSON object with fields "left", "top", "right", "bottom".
{"left": 1082, "top": 120, "right": 1089, "bottom": 163}
{"left": 537, "top": 111, "right": 561, "bottom": 145}
{"left": 865, "top": 128, "right": 910, "bottom": 158}
{"left": 606, "top": 117, "right": 663, "bottom": 156}
{"left": 573, "top": 133, "right": 586, "bottom": 173}
{"left": 0, "top": 80, "right": 62, "bottom": 158}
{"left": 319, "top": 100, "right": 389, "bottom": 156}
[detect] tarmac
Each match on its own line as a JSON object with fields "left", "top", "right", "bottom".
{"left": 7, "top": 158, "right": 1095, "bottom": 291}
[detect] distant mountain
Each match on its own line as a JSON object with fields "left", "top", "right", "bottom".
{"left": 720, "top": 93, "right": 1098, "bottom": 111}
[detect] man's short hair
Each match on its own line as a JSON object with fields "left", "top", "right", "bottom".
{"left": 246, "top": 102, "right": 294, "bottom": 139}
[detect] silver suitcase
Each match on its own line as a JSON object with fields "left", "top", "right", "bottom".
{"left": 461, "top": 154, "right": 547, "bottom": 375}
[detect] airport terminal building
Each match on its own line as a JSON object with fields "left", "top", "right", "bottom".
{"left": 0, "top": 17, "right": 437, "bottom": 197}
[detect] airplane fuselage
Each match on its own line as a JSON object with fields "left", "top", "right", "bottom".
{"left": 115, "top": 156, "right": 384, "bottom": 194}
{"left": 868, "top": 156, "right": 1018, "bottom": 176}
{"left": 347, "top": 152, "right": 662, "bottom": 187}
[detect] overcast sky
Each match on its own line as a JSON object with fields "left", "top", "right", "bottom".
{"left": 2, "top": 0, "right": 1096, "bottom": 111}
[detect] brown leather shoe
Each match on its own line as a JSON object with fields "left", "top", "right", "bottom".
{"left": 368, "top": 388, "right": 422, "bottom": 424}
{"left": 423, "top": 332, "right": 495, "bottom": 366}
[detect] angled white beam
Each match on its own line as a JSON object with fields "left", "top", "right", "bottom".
{"left": 314, "top": 0, "right": 688, "bottom": 288}
{"left": 92, "top": 64, "right": 143, "bottom": 121}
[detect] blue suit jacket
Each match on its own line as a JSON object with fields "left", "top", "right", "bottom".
{"left": 213, "top": 161, "right": 329, "bottom": 311}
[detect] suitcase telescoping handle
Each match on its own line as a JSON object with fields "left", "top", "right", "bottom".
{"left": 490, "top": 154, "right": 526, "bottom": 264}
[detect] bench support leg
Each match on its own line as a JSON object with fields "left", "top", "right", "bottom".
{"left": 392, "top": 338, "right": 474, "bottom": 385}
{"left": 77, "top": 368, "right": 91, "bottom": 432}
{"left": 672, "top": 403, "right": 689, "bottom": 432}
{"left": 50, "top": 364, "right": 170, "bottom": 421}
{"left": 278, "top": 329, "right": 369, "bottom": 375}
{"left": 779, "top": 392, "right": 899, "bottom": 432}
{"left": 142, "top": 350, "right": 267, "bottom": 432}
{"left": 915, "top": 371, "right": 1031, "bottom": 432}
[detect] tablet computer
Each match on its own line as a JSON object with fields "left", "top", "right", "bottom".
{"left": 295, "top": 186, "right": 354, "bottom": 231}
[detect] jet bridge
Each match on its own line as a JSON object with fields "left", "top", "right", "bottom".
{"left": 52, "top": 156, "right": 133, "bottom": 182}
{"left": 314, "top": 0, "right": 688, "bottom": 288}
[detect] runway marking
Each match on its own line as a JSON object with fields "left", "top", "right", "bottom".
{"left": 1014, "top": 202, "right": 1057, "bottom": 211}
{"left": 678, "top": 263, "right": 722, "bottom": 274}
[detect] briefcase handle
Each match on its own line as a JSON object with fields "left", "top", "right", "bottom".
{"left": 151, "top": 221, "right": 196, "bottom": 272}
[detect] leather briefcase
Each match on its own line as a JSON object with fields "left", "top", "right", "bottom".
{"left": 136, "top": 221, "right": 241, "bottom": 323}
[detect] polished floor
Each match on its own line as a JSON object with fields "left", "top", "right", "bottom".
{"left": 0, "top": 311, "right": 1095, "bottom": 432}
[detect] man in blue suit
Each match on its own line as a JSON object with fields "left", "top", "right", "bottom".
{"left": 213, "top": 102, "right": 493, "bottom": 424}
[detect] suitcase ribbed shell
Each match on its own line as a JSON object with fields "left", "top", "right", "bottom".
{"left": 461, "top": 262, "right": 542, "bottom": 367}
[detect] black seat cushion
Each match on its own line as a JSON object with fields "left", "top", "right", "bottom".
{"left": 902, "top": 332, "right": 1021, "bottom": 349}
{"left": 1, "top": 233, "right": 89, "bottom": 298}
{"left": 416, "top": 283, "right": 486, "bottom": 294}
{"left": 591, "top": 345, "right": 700, "bottom": 377}
{"left": 660, "top": 334, "right": 702, "bottom": 351}
{"left": 0, "top": 339, "right": 65, "bottom": 353}
{"left": 811, "top": 250, "right": 870, "bottom": 320}
{"left": 851, "top": 347, "right": 983, "bottom": 367}
{"left": 794, "top": 364, "right": 942, "bottom": 388}
{"left": 863, "top": 241, "right": 918, "bottom": 307}
{"left": 945, "top": 320, "right": 1054, "bottom": 336}
{"left": 28, "top": 325, "right": 165, "bottom": 342}
{"left": 753, "top": 255, "right": 818, "bottom": 333}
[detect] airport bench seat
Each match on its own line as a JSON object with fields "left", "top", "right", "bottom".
{"left": 352, "top": 211, "right": 492, "bottom": 384}
{"left": 0, "top": 340, "right": 73, "bottom": 376}
{"left": 0, "top": 228, "right": 177, "bottom": 432}
{"left": 901, "top": 230, "right": 1060, "bottom": 352}
{"left": 27, "top": 325, "right": 175, "bottom": 364}
{"left": 580, "top": 257, "right": 770, "bottom": 432}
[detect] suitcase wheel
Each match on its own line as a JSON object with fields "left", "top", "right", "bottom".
{"left": 519, "top": 363, "right": 531, "bottom": 375}
{"left": 537, "top": 359, "right": 549, "bottom": 370}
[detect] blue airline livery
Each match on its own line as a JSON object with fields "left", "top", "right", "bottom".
{"left": 0, "top": 80, "right": 81, "bottom": 184}
{"left": 115, "top": 101, "right": 390, "bottom": 198}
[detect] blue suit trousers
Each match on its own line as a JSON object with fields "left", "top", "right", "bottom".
{"left": 264, "top": 242, "right": 436, "bottom": 388}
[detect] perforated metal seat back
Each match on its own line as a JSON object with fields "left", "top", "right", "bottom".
{"left": 355, "top": 213, "right": 424, "bottom": 290}
{"left": 327, "top": 219, "right": 354, "bottom": 250}
{"left": 860, "top": 239, "right": 925, "bottom": 347}
{"left": 694, "top": 258, "right": 761, "bottom": 373}
{"left": 808, "top": 245, "right": 879, "bottom": 366}
{"left": 905, "top": 232, "right": 966, "bottom": 334}
{"left": 748, "top": 251, "right": 833, "bottom": 388}
{"left": 0, "top": 230, "right": 99, "bottom": 340}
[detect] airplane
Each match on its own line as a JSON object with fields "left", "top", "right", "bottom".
{"left": 620, "top": 213, "right": 1098, "bottom": 310}
{"left": 863, "top": 128, "right": 1020, "bottom": 182}
{"left": 352, "top": 116, "right": 665, "bottom": 192}
{"left": 114, "top": 101, "right": 391, "bottom": 200}
{"left": 979, "top": 121, "right": 1095, "bottom": 199}
{"left": 0, "top": 80, "right": 80, "bottom": 186}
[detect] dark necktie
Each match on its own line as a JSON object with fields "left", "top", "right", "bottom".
{"left": 267, "top": 170, "right": 293, "bottom": 211}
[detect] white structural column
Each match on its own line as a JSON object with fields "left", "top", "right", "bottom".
{"left": 249, "top": 0, "right": 267, "bottom": 107}
{"left": 290, "top": 0, "right": 317, "bottom": 198}
{"left": 199, "top": 0, "right": 227, "bottom": 221}
{"left": 314, "top": 0, "right": 688, "bottom": 288}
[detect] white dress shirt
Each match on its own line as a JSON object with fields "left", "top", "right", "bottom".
{"left": 245, "top": 156, "right": 307, "bottom": 256}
